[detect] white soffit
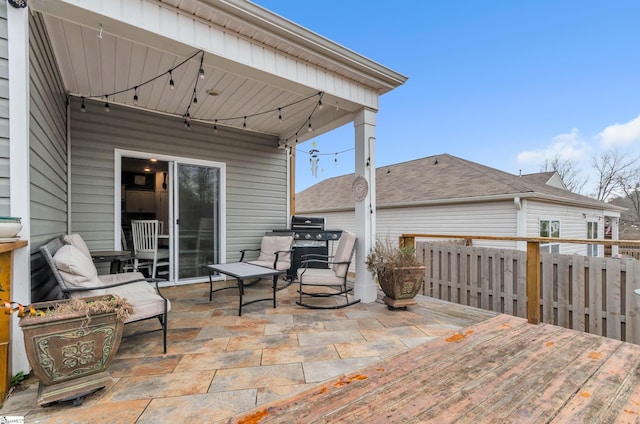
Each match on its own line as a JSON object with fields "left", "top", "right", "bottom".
{"left": 29, "top": 0, "right": 407, "bottom": 141}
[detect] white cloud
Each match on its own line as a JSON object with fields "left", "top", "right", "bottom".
{"left": 517, "top": 128, "right": 590, "bottom": 164}
{"left": 599, "top": 114, "right": 640, "bottom": 149}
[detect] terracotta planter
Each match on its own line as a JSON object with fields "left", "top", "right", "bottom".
{"left": 376, "top": 265, "right": 426, "bottom": 309}
{"left": 19, "top": 296, "right": 125, "bottom": 406}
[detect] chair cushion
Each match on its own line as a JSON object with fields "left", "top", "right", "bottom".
{"left": 63, "top": 234, "right": 92, "bottom": 259}
{"left": 249, "top": 260, "right": 289, "bottom": 271}
{"left": 96, "top": 273, "right": 171, "bottom": 322}
{"left": 256, "top": 236, "right": 293, "bottom": 268}
{"left": 298, "top": 268, "right": 344, "bottom": 286}
{"left": 333, "top": 231, "right": 356, "bottom": 277}
{"left": 53, "top": 244, "right": 103, "bottom": 289}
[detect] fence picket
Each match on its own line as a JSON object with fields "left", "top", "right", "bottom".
{"left": 557, "top": 255, "right": 571, "bottom": 328}
{"left": 606, "top": 259, "right": 622, "bottom": 340}
{"left": 571, "top": 255, "right": 586, "bottom": 333}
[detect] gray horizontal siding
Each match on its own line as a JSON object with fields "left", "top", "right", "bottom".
{"left": 28, "top": 12, "right": 68, "bottom": 302}
{"left": 29, "top": 12, "right": 67, "bottom": 249}
{"left": 70, "top": 97, "right": 288, "bottom": 257}
{"left": 0, "top": 2, "right": 8, "bottom": 215}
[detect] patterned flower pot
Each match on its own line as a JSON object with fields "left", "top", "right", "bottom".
{"left": 19, "top": 296, "right": 126, "bottom": 406}
{"left": 376, "top": 265, "right": 426, "bottom": 309}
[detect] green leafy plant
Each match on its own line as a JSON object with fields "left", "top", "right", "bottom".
{"left": 10, "top": 371, "right": 26, "bottom": 388}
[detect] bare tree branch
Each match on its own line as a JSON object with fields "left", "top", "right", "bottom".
{"left": 540, "top": 155, "right": 587, "bottom": 193}
{"left": 591, "top": 151, "right": 637, "bottom": 201}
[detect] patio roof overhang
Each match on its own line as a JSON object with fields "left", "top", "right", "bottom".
{"left": 29, "top": 0, "right": 407, "bottom": 145}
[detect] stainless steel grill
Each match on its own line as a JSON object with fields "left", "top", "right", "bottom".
{"left": 289, "top": 216, "right": 341, "bottom": 280}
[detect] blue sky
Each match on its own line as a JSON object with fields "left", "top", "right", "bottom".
{"left": 254, "top": 1, "right": 640, "bottom": 195}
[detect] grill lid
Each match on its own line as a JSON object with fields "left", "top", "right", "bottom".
{"left": 291, "top": 215, "right": 325, "bottom": 230}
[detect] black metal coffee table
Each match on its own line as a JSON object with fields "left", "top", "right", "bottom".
{"left": 206, "top": 262, "right": 285, "bottom": 316}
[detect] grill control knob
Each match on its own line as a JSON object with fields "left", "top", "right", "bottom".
{"left": 304, "top": 233, "right": 311, "bottom": 239}
{"left": 316, "top": 233, "right": 323, "bottom": 240}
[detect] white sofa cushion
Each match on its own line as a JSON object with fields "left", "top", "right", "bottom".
{"left": 96, "top": 273, "right": 170, "bottom": 322}
{"left": 53, "top": 244, "right": 103, "bottom": 289}
{"left": 63, "top": 234, "right": 92, "bottom": 259}
{"left": 332, "top": 231, "right": 356, "bottom": 278}
{"left": 255, "top": 235, "right": 293, "bottom": 268}
{"left": 297, "top": 268, "right": 344, "bottom": 286}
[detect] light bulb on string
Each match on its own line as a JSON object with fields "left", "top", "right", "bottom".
{"left": 278, "top": 108, "right": 282, "bottom": 122}
{"left": 80, "top": 97, "right": 86, "bottom": 112}
{"left": 308, "top": 119, "right": 312, "bottom": 133}
{"left": 199, "top": 67, "right": 205, "bottom": 80}
{"left": 214, "top": 120, "right": 218, "bottom": 134}
{"left": 104, "top": 95, "right": 110, "bottom": 112}
{"left": 193, "top": 89, "right": 198, "bottom": 104}
{"left": 334, "top": 153, "right": 338, "bottom": 165}
{"left": 169, "top": 70, "right": 175, "bottom": 90}
{"left": 243, "top": 116, "right": 247, "bottom": 130}
{"left": 318, "top": 99, "right": 323, "bottom": 110}
{"left": 133, "top": 86, "right": 138, "bottom": 105}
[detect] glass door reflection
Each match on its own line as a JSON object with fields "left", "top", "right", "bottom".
{"left": 176, "top": 163, "right": 221, "bottom": 279}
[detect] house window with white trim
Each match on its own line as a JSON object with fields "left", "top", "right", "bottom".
{"left": 587, "top": 221, "right": 598, "bottom": 257}
{"left": 540, "top": 219, "right": 560, "bottom": 253}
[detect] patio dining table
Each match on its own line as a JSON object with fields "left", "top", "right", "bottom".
{"left": 90, "top": 250, "right": 132, "bottom": 274}
{"left": 206, "top": 262, "right": 285, "bottom": 316}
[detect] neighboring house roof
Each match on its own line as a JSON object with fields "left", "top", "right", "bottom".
{"left": 295, "top": 154, "right": 625, "bottom": 213}
{"left": 520, "top": 171, "right": 566, "bottom": 189}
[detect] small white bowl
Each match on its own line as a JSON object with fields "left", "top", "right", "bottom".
{"left": 0, "top": 217, "right": 22, "bottom": 238}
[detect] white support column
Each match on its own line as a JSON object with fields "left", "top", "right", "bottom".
{"left": 611, "top": 216, "right": 619, "bottom": 257}
{"left": 353, "top": 109, "right": 377, "bottom": 303}
{"left": 8, "top": 5, "right": 32, "bottom": 374}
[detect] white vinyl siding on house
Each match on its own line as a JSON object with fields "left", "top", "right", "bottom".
{"left": 0, "top": 4, "right": 9, "bottom": 215}
{"left": 69, "top": 98, "right": 288, "bottom": 259}
{"left": 307, "top": 201, "right": 518, "bottom": 249}
{"left": 526, "top": 201, "right": 604, "bottom": 256}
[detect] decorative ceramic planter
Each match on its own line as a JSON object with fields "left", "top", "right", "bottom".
{"left": 376, "top": 265, "right": 426, "bottom": 309}
{"left": 19, "top": 296, "right": 125, "bottom": 406}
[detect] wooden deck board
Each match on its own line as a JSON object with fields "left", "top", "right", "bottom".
{"left": 231, "top": 314, "right": 640, "bottom": 423}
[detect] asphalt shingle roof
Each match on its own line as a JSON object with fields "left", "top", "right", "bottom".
{"left": 295, "top": 154, "right": 621, "bottom": 213}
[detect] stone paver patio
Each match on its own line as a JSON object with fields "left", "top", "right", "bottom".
{"left": 0, "top": 279, "right": 497, "bottom": 423}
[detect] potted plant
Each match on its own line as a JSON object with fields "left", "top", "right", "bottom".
{"left": 3, "top": 294, "right": 132, "bottom": 406}
{"left": 366, "top": 239, "right": 426, "bottom": 310}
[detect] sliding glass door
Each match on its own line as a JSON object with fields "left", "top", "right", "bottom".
{"left": 116, "top": 149, "right": 225, "bottom": 285}
{"left": 175, "top": 162, "right": 221, "bottom": 280}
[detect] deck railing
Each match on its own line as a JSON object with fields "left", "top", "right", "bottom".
{"left": 399, "top": 234, "right": 640, "bottom": 344}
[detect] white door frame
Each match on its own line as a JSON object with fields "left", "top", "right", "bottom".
{"left": 114, "top": 149, "right": 226, "bottom": 286}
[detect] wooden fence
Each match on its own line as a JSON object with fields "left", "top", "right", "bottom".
{"left": 417, "top": 241, "right": 640, "bottom": 344}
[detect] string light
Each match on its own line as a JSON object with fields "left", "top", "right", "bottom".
{"left": 214, "top": 120, "right": 218, "bottom": 134}
{"left": 80, "top": 97, "right": 86, "bottom": 112}
{"left": 70, "top": 48, "right": 325, "bottom": 139}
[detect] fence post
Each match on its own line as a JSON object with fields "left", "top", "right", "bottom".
{"left": 527, "top": 241, "right": 540, "bottom": 324}
{"left": 399, "top": 235, "right": 415, "bottom": 250}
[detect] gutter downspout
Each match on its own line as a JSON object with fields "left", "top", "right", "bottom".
{"left": 515, "top": 196, "right": 526, "bottom": 251}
